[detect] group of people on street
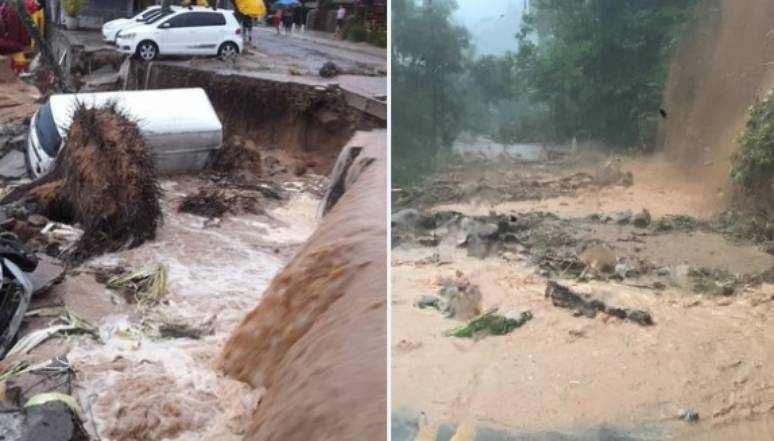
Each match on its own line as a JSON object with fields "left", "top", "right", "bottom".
{"left": 237, "top": 4, "right": 349, "bottom": 44}
{"left": 271, "top": 8, "right": 294, "bottom": 37}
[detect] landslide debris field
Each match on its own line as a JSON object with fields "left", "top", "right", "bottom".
{"left": 391, "top": 156, "right": 774, "bottom": 440}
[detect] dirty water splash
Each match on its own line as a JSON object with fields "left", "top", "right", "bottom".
{"left": 67, "top": 183, "right": 320, "bottom": 441}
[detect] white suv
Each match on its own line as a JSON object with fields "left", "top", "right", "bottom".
{"left": 116, "top": 7, "right": 243, "bottom": 61}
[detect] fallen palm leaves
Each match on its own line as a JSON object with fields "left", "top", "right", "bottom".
{"left": 445, "top": 310, "right": 533, "bottom": 338}
{"left": 108, "top": 263, "right": 169, "bottom": 305}
{"left": 7, "top": 308, "right": 98, "bottom": 356}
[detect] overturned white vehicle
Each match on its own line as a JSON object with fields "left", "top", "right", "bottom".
{"left": 25, "top": 88, "right": 223, "bottom": 180}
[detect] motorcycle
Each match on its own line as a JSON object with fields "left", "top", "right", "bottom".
{"left": 0, "top": 238, "right": 38, "bottom": 359}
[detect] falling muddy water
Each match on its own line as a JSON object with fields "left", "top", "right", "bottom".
{"left": 66, "top": 180, "right": 320, "bottom": 441}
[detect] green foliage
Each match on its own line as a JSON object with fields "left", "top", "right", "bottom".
{"left": 367, "top": 29, "right": 387, "bottom": 48}
{"left": 514, "top": 0, "right": 697, "bottom": 149}
{"left": 64, "top": 0, "right": 86, "bottom": 17}
{"left": 731, "top": 94, "right": 774, "bottom": 195}
{"left": 713, "top": 209, "right": 774, "bottom": 244}
{"left": 691, "top": 267, "right": 739, "bottom": 297}
{"left": 391, "top": 0, "right": 470, "bottom": 185}
{"left": 654, "top": 214, "right": 697, "bottom": 232}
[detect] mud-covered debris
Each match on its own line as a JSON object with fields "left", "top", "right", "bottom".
{"left": 145, "top": 315, "right": 216, "bottom": 340}
{"left": 0, "top": 105, "right": 163, "bottom": 263}
{"left": 179, "top": 188, "right": 262, "bottom": 218}
{"left": 677, "top": 406, "right": 699, "bottom": 422}
{"left": 577, "top": 239, "right": 617, "bottom": 278}
{"left": 445, "top": 310, "right": 532, "bottom": 338}
{"left": 633, "top": 209, "right": 651, "bottom": 228}
{"left": 213, "top": 135, "right": 262, "bottom": 176}
{"left": 545, "top": 281, "right": 653, "bottom": 326}
{"left": 319, "top": 61, "right": 343, "bottom": 78}
{"left": 437, "top": 271, "right": 482, "bottom": 320}
{"left": 593, "top": 161, "right": 634, "bottom": 187}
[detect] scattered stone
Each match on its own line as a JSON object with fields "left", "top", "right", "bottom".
{"left": 20, "top": 400, "right": 88, "bottom": 441}
{"left": 0, "top": 150, "right": 26, "bottom": 179}
{"left": 614, "top": 263, "right": 629, "bottom": 279}
{"left": 611, "top": 210, "right": 632, "bottom": 225}
{"left": 415, "top": 295, "right": 439, "bottom": 309}
{"left": 633, "top": 209, "right": 652, "bottom": 228}
{"left": 677, "top": 406, "right": 700, "bottom": 423}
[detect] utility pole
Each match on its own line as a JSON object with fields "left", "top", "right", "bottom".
{"left": 13, "top": 0, "right": 72, "bottom": 93}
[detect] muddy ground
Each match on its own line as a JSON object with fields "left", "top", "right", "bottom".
{"left": 391, "top": 155, "right": 774, "bottom": 440}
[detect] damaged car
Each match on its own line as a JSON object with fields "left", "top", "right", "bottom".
{"left": 25, "top": 88, "right": 223, "bottom": 179}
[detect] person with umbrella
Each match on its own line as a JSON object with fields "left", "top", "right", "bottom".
{"left": 274, "top": 0, "right": 298, "bottom": 36}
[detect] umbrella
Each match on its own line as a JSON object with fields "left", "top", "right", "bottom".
{"left": 273, "top": 0, "right": 300, "bottom": 7}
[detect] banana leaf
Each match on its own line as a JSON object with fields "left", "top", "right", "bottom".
{"left": 108, "top": 263, "right": 168, "bottom": 305}
{"left": 445, "top": 311, "right": 533, "bottom": 338}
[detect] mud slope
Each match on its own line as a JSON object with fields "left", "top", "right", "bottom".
{"left": 220, "top": 132, "right": 387, "bottom": 440}
{"left": 658, "top": 0, "right": 774, "bottom": 197}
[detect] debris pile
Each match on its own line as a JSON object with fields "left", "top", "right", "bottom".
{"left": 0, "top": 104, "right": 163, "bottom": 262}
{"left": 545, "top": 281, "right": 653, "bottom": 326}
{"left": 427, "top": 270, "right": 482, "bottom": 320}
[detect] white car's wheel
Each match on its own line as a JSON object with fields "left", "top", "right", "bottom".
{"left": 136, "top": 41, "right": 159, "bottom": 61}
{"left": 218, "top": 42, "right": 239, "bottom": 59}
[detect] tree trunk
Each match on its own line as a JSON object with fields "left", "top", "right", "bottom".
{"left": 13, "top": 0, "right": 72, "bottom": 93}
{"left": 161, "top": 0, "right": 172, "bottom": 13}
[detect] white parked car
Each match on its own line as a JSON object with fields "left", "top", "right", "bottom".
{"left": 102, "top": 6, "right": 167, "bottom": 43}
{"left": 116, "top": 7, "right": 243, "bottom": 61}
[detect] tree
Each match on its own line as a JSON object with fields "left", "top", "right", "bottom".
{"left": 514, "top": 0, "right": 697, "bottom": 149}
{"left": 392, "top": 0, "right": 470, "bottom": 184}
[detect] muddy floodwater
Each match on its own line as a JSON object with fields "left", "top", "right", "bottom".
{"left": 36, "top": 176, "right": 322, "bottom": 441}
{"left": 391, "top": 157, "right": 774, "bottom": 440}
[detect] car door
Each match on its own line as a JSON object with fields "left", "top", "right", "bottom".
{"left": 156, "top": 12, "right": 194, "bottom": 55}
{"left": 184, "top": 12, "right": 225, "bottom": 55}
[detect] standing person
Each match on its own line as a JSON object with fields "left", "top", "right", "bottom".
{"left": 282, "top": 7, "right": 293, "bottom": 36}
{"left": 242, "top": 15, "right": 254, "bottom": 44}
{"left": 334, "top": 5, "right": 346, "bottom": 37}
{"left": 273, "top": 8, "right": 282, "bottom": 35}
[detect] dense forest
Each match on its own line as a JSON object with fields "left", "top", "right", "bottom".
{"left": 392, "top": 0, "right": 698, "bottom": 184}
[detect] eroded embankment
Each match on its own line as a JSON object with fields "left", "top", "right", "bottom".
{"left": 221, "top": 132, "right": 388, "bottom": 440}
{"left": 658, "top": 0, "right": 774, "bottom": 199}
{"left": 125, "top": 61, "right": 385, "bottom": 176}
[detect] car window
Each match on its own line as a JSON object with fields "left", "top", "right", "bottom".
{"left": 163, "top": 12, "right": 194, "bottom": 28}
{"left": 187, "top": 12, "right": 227, "bottom": 27}
{"left": 138, "top": 10, "right": 162, "bottom": 22}
{"left": 35, "top": 101, "right": 62, "bottom": 157}
{"left": 137, "top": 8, "right": 159, "bottom": 21}
{"left": 146, "top": 10, "right": 174, "bottom": 25}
